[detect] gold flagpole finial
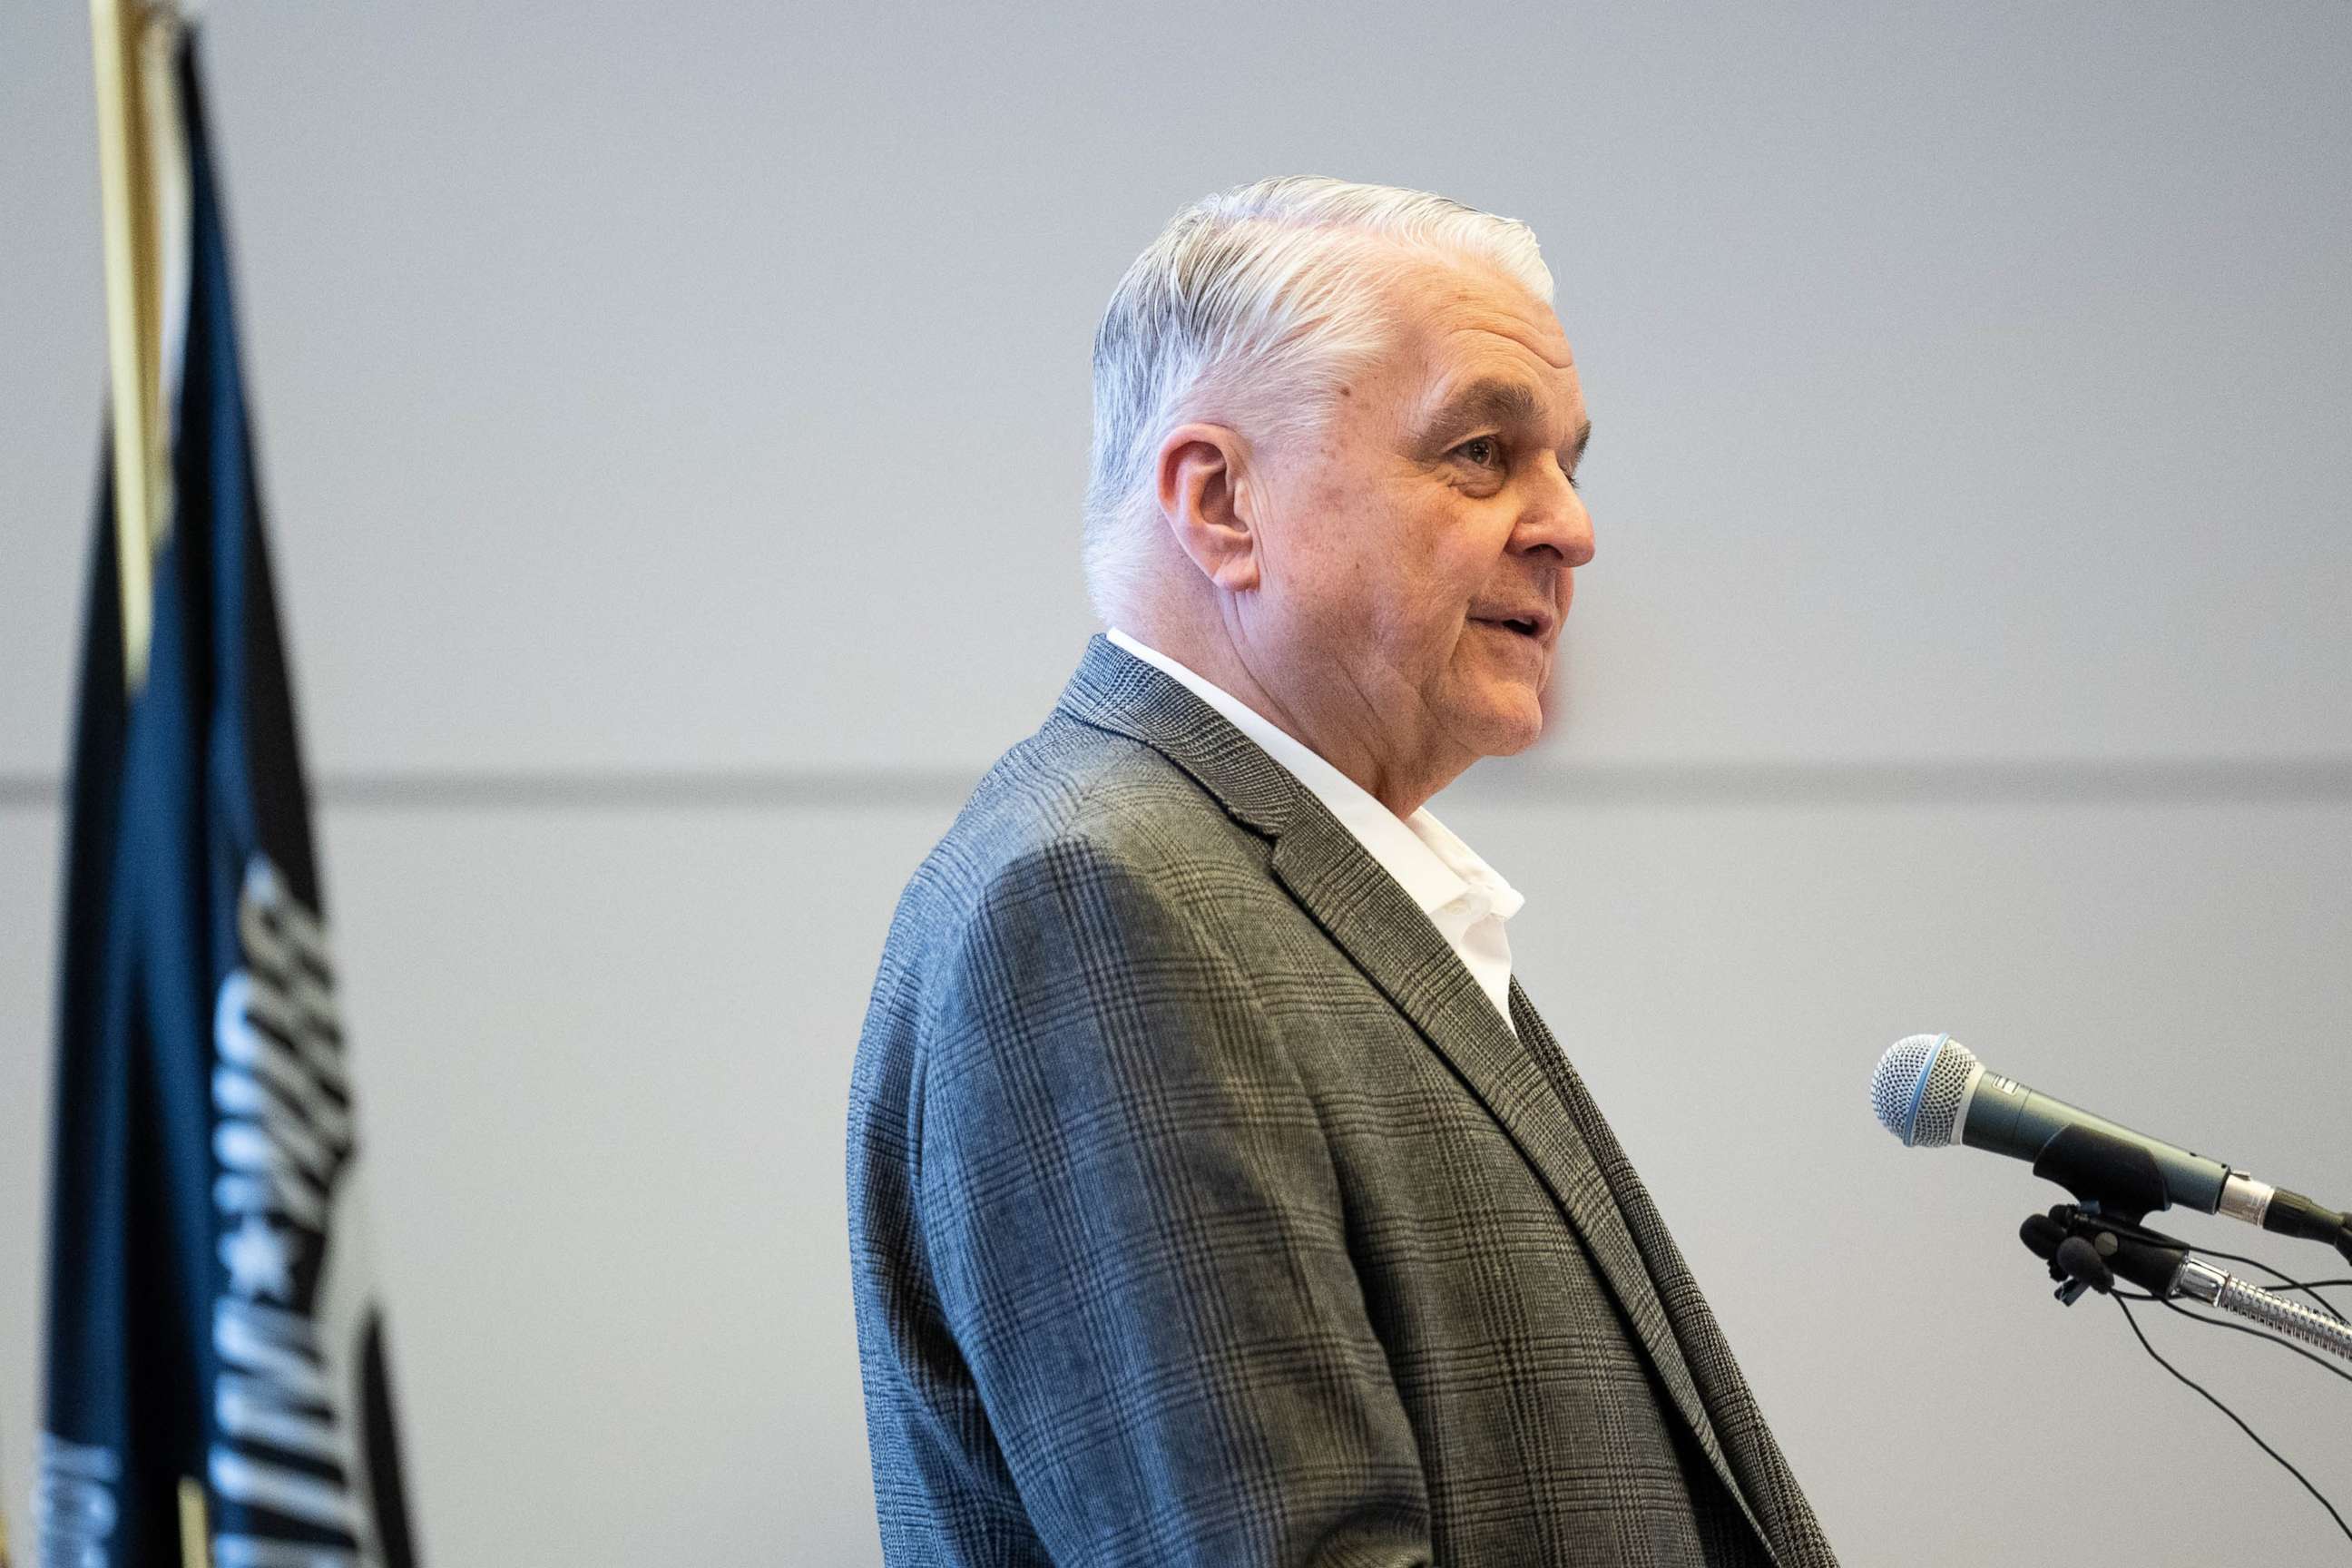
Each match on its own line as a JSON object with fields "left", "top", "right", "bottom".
{"left": 88, "top": 0, "right": 185, "bottom": 692}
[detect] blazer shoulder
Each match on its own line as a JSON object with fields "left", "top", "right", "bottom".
{"left": 853, "top": 713, "right": 1289, "bottom": 1124}
{"left": 906, "top": 710, "right": 1270, "bottom": 931}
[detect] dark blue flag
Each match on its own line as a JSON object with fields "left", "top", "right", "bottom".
{"left": 41, "top": 29, "right": 420, "bottom": 1568}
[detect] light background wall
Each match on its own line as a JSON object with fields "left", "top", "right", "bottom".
{"left": 3, "top": 2, "right": 2348, "bottom": 1563}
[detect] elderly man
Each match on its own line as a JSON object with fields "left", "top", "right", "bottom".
{"left": 848, "top": 176, "right": 1838, "bottom": 1567}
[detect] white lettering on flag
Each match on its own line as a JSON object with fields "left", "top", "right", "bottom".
{"left": 203, "top": 854, "right": 385, "bottom": 1564}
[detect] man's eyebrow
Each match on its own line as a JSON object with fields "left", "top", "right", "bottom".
{"left": 1421, "top": 377, "right": 1592, "bottom": 462}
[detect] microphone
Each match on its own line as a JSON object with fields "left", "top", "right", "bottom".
{"left": 1871, "top": 1033, "right": 2347, "bottom": 1249}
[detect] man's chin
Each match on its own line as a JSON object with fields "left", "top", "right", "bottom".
{"left": 1461, "top": 689, "right": 1548, "bottom": 760}
{"left": 1483, "top": 725, "right": 1544, "bottom": 760}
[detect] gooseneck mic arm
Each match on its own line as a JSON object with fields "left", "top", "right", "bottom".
{"left": 2167, "top": 1256, "right": 2352, "bottom": 1364}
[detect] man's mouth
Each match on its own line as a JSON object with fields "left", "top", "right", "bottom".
{"left": 1471, "top": 612, "right": 1551, "bottom": 642}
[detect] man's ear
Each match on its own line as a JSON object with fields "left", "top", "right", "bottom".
{"left": 1154, "top": 422, "right": 1261, "bottom": 593}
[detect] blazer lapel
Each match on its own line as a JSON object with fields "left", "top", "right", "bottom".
{"left": 1511, "top": 983, "right": 1779, "bottom": 1561}
{"left": 1057, "top": 635, "right": 1775, "bottom": 1560}
{"left": 1269, "top": 811, "right": 1770, "bottom": 1562}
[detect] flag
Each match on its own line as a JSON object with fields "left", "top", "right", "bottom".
{"left": 41, "top": 27, "right": 421, "bottom": 1568}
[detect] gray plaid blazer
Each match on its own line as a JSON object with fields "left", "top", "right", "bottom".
{"left": 848, "top": 635, "right": 1838, "bottom": 1567}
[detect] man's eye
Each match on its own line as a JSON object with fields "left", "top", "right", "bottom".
{"left": 1456, "top": 436, "right": 1503, "bottom": 467}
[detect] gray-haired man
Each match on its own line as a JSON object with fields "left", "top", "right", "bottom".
{"left": 848, "top": 176, "right": 1840, "bottom": 1567}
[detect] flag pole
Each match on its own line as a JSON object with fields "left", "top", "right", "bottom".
{"left": 88, "top": 0, "right": 177, "bottom": 691}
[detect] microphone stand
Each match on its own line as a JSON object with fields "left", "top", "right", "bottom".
{"left": 2015, "top": 1124, "right": 2352, "bottom": 1366}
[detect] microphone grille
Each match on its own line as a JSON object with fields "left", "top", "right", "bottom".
{"left": 1870, "top": 1033, "right": 1980, "bottom": 1147}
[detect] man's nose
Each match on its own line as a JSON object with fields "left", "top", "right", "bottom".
{"left": 1513, "top": 461, "right": 1595, "bottom": 568}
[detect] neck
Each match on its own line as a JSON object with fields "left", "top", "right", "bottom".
{"left": 1117, "top": 608, "right": 1472, "bottom": 818}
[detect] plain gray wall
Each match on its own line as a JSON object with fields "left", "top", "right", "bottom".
{"left": 4, "top": 2, "right": 2348, "bottom": 1563}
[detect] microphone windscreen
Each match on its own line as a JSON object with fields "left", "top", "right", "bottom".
{"left": 1870, "top": 1033, "right": 1981, "bottom": 1147}
{"left": 2054, "top": 1235, "right": 2113, "bottom": 1293}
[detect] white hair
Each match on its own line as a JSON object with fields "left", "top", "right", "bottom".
{"left": 1081, "top": 175, "right": 1556, "bottom": 621}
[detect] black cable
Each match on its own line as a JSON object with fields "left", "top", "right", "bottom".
{"left": 2112, "top": 1295, "right": 2351, "bottom": 1546}
{"left": 2186, "top": 1247, "right": 2351, "bottom": 1325}
{"left": 2110, "top": 1288, "right": 2352, "bottom": 1390}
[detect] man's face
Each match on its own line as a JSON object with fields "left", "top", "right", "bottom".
{"left": 1241, "top": 259, "right": 1593, "bottom": 786}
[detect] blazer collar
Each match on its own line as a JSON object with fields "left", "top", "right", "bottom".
{"left": 1055, "top": 633, "right": 1774, "bottom": 1556}
{"left": 1054, "top": 632, "right": 1306, "bottom": 837}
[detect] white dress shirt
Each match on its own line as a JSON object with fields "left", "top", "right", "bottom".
{"left": 1106, "top": 627, "right": 1525, "bottom": 1035}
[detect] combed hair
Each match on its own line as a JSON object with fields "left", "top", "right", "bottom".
{"left": 1081, "top": 175, "right": 1556, "bottom": 620}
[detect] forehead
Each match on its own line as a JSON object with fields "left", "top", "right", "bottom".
{"left": 1384, "top": 260, "right": 1582, "bottom": 432}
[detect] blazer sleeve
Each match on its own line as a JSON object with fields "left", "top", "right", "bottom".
{"left": 915, "top": 830, "right": 1436, "bottom": 1568}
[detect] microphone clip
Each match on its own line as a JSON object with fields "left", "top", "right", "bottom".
{"left": 2028, "top": 1123, "right": 2171, "bottom": 1224}
{"left": 2019, "top": 1203, "right": 2190, "bottom": 1307}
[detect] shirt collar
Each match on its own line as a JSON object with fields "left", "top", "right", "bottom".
{"left": 1104, "top": 628, "right": 1522, "bottom": 924}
